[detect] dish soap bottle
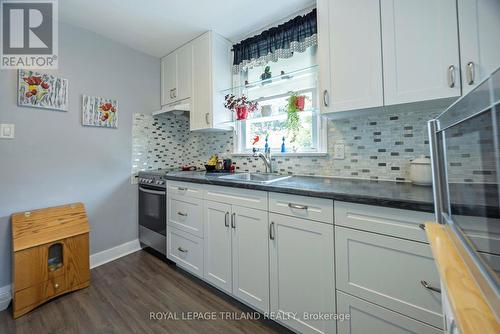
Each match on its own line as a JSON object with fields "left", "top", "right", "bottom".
{"left": 281, "top": 137, "right": 286, "bottom": 153}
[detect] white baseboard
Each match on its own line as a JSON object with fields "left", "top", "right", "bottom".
{"left": 0, "top": 285, "right": 12, "bottom": 311}
{"left": 90, "top": 239, "right": 141, "bottom": 269}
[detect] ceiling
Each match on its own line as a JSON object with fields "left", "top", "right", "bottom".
{"left": 59, "top": 0, "right": 315, "bottom": 58}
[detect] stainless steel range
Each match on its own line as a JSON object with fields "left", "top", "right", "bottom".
{"left": 138, "top": 171, "right": 167, "bottom": 256}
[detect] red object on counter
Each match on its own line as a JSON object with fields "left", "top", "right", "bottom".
{"left": 181, "top": 166, "right": 197, "bottom": 171}
{"left": 230, "top": 165, "right": 235, "bottom": 173}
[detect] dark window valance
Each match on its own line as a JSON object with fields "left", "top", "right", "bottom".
{"left": 232, "top": 8, "right": 317, "bottom": 72}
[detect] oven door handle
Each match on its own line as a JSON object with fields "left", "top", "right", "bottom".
{"left": 139, "top": 187, "right": 166, "bottom": 195}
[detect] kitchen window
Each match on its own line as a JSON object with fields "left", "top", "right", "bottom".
{"left": 232, "top": 47, "right": 326, "bottom": 155}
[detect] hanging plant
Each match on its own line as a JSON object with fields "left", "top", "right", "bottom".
{"left": 224, "top": 94, "right": 259, "bottom": 120}
{"left": 285, "top": 92, "right": 306, "bottom": 142}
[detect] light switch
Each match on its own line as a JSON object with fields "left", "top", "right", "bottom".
{"left": 0, "top": 124, "right": 15, "bottom": 139}
{"left": 334, "top": 143, "right": 345, "bottom": 160}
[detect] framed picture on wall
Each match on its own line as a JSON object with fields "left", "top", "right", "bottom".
{"left": 17, "top": 70, "right": 69, "bottom": 111}
{"left": 82, "top": 95, "right": 118, "bottom": 128}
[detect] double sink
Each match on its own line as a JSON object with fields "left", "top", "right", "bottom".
{"left": 218, "top": 173, "right": 291, "bottom": 184}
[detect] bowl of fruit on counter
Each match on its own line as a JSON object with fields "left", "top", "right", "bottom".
{"left": 205, "top": 155, "right": 220, "bottom": 172}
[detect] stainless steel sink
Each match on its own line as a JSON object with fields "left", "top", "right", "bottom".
{"left": 218, "top": 173, "right": 291, "bottom": 184}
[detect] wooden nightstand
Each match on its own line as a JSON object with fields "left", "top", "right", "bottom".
{"left": 11, "top": 203, "right": 90, "bottom": 318}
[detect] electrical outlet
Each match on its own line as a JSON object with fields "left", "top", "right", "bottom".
{"left": 0, "top": 124, "right": 15, "bottom": 139}
{"left": 334, "top": 143, "right": 345, "bottom": 160}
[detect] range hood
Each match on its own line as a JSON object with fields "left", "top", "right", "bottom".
{"left": 152, "top": 98, "right": 190, "bottom": 116}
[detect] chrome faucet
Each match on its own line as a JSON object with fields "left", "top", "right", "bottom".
{"left": 253, "top": 148, "right": 273, "bottom": 173}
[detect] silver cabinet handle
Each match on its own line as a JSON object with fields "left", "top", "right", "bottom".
{"left": 170, "top": 89, "right": 175, "bottom": 99}
{"left": 177, "top": 211, "right": 187, "bottom": 217}
{"left": 420, "top": 280, "right": 441, "bottom": 293}
{"left": 177, "top": 187, "right": 187, "bottom": 191}
{"left": 225, "top": 212, "right": 230, "bottom": 227}
{"left": 205, "top": 112, "right": 210, "bottom": 125}
{"left": 231, "top": 213, "right": 236, "bottom": 229}
{"left": 178, "top": 247, "right": 188, "bottom": 253}
{"left": 172, "top": 88, "right": 177, "bottom": 99}
{"left": 466, "top": 61, "right": 475, "bottom": 85}
{"left": 270, "top": 222, "right": 275, "bottom": 240}
{"left": 419, "top": 224, "right": 426, "bottom": 230}
{"left": 288, "top": 203, "right": 308, "bottom": 210}
{"left": 447, "top": 65, "right": 456, "bottom": 88}
{"left": 323, "top": 90, "right": 329, "bottom": 107}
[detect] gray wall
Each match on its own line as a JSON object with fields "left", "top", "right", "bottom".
{"left": 0, "top": 23, "right": 160, "bottom": 287}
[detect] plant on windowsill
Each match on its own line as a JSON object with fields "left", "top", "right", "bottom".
{"left": 224, "top": 94, "right": 259, "bottom": 120}
{"left": 285, "top": 92, "right": 306, "bottom": 142}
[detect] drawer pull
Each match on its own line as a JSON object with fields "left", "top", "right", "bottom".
{"left": 418, "top": 224, "right": 426, "bottom": 230}
{"left": 288, "top": 203, "right": 308, "bottom": 210}
{"left": 177, "top": 211, "right": 188, "bottom": 217}
{"left": 269, "top": 222, "right": 275, "bottom": 240}
{"left": 54, "top": 283, "right": 60, "bottom": 289}
{"left": 225, "top": 212, "right": 230, "bottom": 227}
{"left": 177, "top": 187, "right": 187, "bottom": 191}
{"left": 178, "top": 247, "right": 188, "bottom": 253}
{"left": 231, "top": 213, "right": 236, "bottom": 229}
{"left": 420, "top": 280, "right": 441, "bottom": 293}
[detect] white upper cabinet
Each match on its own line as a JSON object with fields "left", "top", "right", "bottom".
{"left": 317, "top": 0, "right": 384, "bottom": 113}
{"left": 458, "top": 0, "right": 500, "bottom": 94}
{"left": 176, "top": 43, "right": 193, "bottom": 102}
{"left": 161, "top": 52, "right": 177, "bottom": 106}
{"left": 190, "top": 31, "right": 232, "bottom": 131}
{"left": 161, "top": 44, "right": 192, "bottom": 106}
{"left": 380, "top": 0, "right": 461, "bottom": 105}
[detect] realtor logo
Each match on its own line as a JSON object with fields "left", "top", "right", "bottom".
{"left": 1, "top": 0, "right": 58, "bottom": 69}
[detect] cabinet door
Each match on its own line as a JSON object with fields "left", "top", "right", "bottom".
{"left": 335, "top": 226, "right": 442, "bottom": 328}
{"left": 161, "top": 52, "right": 177, "bottom": 105}
{"left": 318, "top": 0, "right": 383, "bottom": 113}
{"left": 203, "top": 200, "right": 232, "bottom": 293}
{"left": 269, "top": 213, "right": 335, "bottom": 334}
{"left": 191, "top": 32, "right": 211, "bottom": 131}
{"left": 231, "top": 206, "right": 269, "bottom": 313}
{"left": 458, "top": 0, "right": 500, "bottom": 94}
{"left": 176, "top": 43, "right": 193, "bottom": 101}
{"left": 337, "top": 291, "right": 442, "bottom": 334}
{"left": 381, "top": 0, "right": 460, "bottom": 105}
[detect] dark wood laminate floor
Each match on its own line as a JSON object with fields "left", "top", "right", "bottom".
{"left": 0, "top": 250, "right": 291, "bottom": 334}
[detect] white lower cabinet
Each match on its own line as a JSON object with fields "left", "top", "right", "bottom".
{"left": 337, "top": 291, "right": 442, "bottom": 334}
{"left": 167, "top": 226, "right": 204, "bottom": 278}
{"left": 204, "top": 200, "right": 232, "bottom": 293}
{"left": 232, "top": 206, "right": 270, "bottom": 313}
{"left": 204, "top": 200, "right": 270, "bottom": 312}
{"left": 335, "top": 226, "right": 443, "bottom": 328}
{"left": 269, "top": 213, "right": 336, "bottom": 334}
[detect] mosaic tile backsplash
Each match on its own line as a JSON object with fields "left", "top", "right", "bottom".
{"left": 131, "top": 106, "right": 496, "bottom": 183}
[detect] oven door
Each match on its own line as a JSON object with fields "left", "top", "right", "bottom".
{"left": 139, "top": 185, "right": 166, "bottom": 236}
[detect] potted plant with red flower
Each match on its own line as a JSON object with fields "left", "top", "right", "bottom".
{"left": 224, "top": 94, "right": 259, "bottom": 120}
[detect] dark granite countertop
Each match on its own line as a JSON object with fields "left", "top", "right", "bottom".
{"left": 164, "top": 171, "right": 498, "bottom": 217}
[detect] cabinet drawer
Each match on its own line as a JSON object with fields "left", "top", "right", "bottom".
{"left": 335, "top": 201, "right": 434, "bottom": 242}
{"left": 337, "top": 291, "right": 442, "bottom": 334}
{"left": 168, "top": 227, "right": 203, "bottom": 278}
{"left": 14, "top": 276, "right": 67, "bottom": 311}
{"left": 167, "top": 181, "right": 204, "bottom": 199}
{"left": 168, "top": 195, "right": 203, "bottom": 238}
{"left": 205, "top": 185, "right": 267, "bottom": 210}
{"left": 336, "top": 226, "right": 442, "bottom": 328}
{"left": 269, "top": 192, "right": 333, "bottom": 224}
